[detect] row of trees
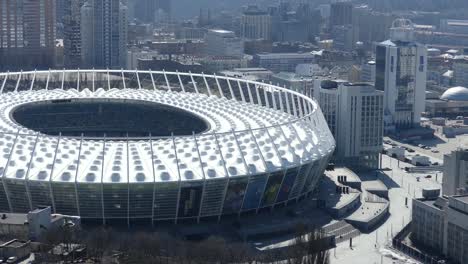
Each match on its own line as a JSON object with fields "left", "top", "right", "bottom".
{"left": 38, "top": 223, "right": 331, "bottom": 264}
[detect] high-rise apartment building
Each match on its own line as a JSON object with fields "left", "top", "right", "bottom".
{"left": 63, "top": 0, "right": 85, "bottom": 68}
{"left": 314, "top": 80, "right": 384, "bottom": 169}
{"left": 81, "top": 0, "right": 128, "bottom": 69}
{"left": 241, "top": 6, "right": 272, "bottom": 40}
{"left": 375, "top": 19, "right": 427, "bottom": 131}
{"left": 0, "top": 0, "right": 56, "bottom": 70}
{"left": 443, "top": 149, "right": 468, "bottom": 196}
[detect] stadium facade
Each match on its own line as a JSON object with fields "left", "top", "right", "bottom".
{"left": 0, "top": 70, "right": 335, "bottom": 224}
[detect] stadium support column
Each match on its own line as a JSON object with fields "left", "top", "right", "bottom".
{"left": 150, "top": 70, "right": 156, "bottom": 91}
{"left": 202, "top": 73, "right": 212, "bottom": 96}
{"left": 121, "top": 69, "right": 126, "bottom": 89}
{"left": 14, "top": 71, "right": 22, "bottom": 92}
{"left": 255, "top": 84, "right": 262, "bottom": 106}
{"left": 196, "top": 134, "right": 210, "bottom": 223}
{"left": 77, "top": 69, "right": 81, "bottom": 91}
{"left": 263, "top": 82, "right": 271, "bottom": 108}
{"left": 45, "top": 70, "right": 51, "bottom": 91}
{"left": 208, "top": 132, "right": 228, "bottom": 223}
{"left": 225, "top": 130, "right": 250, "bottom": 221}
{"left": 149, "top": 134, "right": 157, "bottom": 227}
{"left": 227, "top": 78, "right": 235, "bottom": 100}
{"left": 136, "top": 69, "right": 142, "bottom": 89}
{"left": 101, "top": 136, "right": 106, "bottom": 225}
{"left": 189, "top": 72, "right": 199, "bottom": 94}
{"left": 61, "top": 70, "right": 65, "bottom": 90}
{"left": 126, "top": 135, "right": 130, "bottom": 228}
{"left": 236, "top": 80, "right": 246, "bottom": 103}
{"left": 176, "top": 71, "right": 185, "bottom": 93}
{"left": 49, "top": 133, "right": 62, "bottom": 214}
{"left": 264, "top": 126, "right": 286, "bottom": 211}
{"left": 29, "top": 70, "right": 36, "bottom": 91}
{"left": 246, "top": 82, "right": 254, "bottom": 104}
{"left": 214, "top": 74, "right": 224, "bottom": 98}
{"left": 0, "top": 71, "right": 9, "bottom": 94}
{"left": 172, "top": 134, "right": 182, "bottom": 224}
{"left": 106, "top": 69, "right": 111, "bottom": 90}
{"left": 25, "top": 133, "right": 40, "bottom": 211}
{"left": 163, "top": 70, "right": 171, "bottom": 91}
{"left": 73, "top": 135, "right": 84, "bottom": 217}
{"left": 2, "top": 130, "right": 20, "bottom": 212}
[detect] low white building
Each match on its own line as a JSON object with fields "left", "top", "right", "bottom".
{"left": 411, "top": 155, "right": 431, "bottom": 166}
{"left": 314, "top": 80, "right": 384, "bottom": 169}
{"left": 387, "top": 146, "right": 405, "bottom": 159}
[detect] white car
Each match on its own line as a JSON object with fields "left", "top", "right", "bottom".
{"left": 431, "top": 149, "right": 440, "bottom": 153}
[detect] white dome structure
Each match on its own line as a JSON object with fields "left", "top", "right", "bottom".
{"left": 0, "top": 69, "right": 335, "bottom": 224}
{"left": 440, "top": 86, "right": 468, "bottom": 101}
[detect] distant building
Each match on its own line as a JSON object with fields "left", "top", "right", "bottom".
{"left": 425, "top": 86, "right": 468, "bottom": 117}
{"left": 375, "top": 19, "right": 427, "bottom": 131}
{"left": 440, "top": 19, "right": 468, "bottom": 35}
{"left": 0, "top": 0, "right": 56, "bottom": 70}
{"left": 81, "top": 0, "right": 128, "bottom": 69}
{"left": 270, "top": 72, "right": 315, "bottom": 95}
{"left": 134, "top": 0, "right": 171, "bottom": 23}
{"left": 443, "top": 149, "right": 468, "bottom": 196}
{"left": 127, "top": 47, "right": 159, "bottom": 70}
{"left": 331, "top": 24, "right": 356, "bottom": 51}
{"left": 314, "top": 80, "right": 384, "bottom": 169}
{"left": 241, "top": 6, "right": 272, "bottom": 40}
{"left": 330, "top": 1, "right": 353, "bottom": 27}
{"left": 205, "top": 29, "right": 243, "bottom": 58}
{"left": 412, "top": 195, "right": 468, "bottom": 264}
{"left": 219, "top": 68, "right": 272, "bottom": 82}
{"left": 253, "top": 53, "right": 315, "bottom": 73}
{"left": 453, "top": 56, "right": 468, "bottom": 88}
{"left": 361, "top": 61, "right": 376, "bottom": 83}
{"left": 63, "top": 0, "right": 86, "bottom": 68}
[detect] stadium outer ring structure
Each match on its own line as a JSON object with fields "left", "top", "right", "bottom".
{"left": 0, "top": 69, "right": 335, "bottom": 225}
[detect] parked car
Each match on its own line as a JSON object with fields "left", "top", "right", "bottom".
{"left": 425, "top": 175, "right": 432, "bottom": 179}
{"left": 431, "top": 149, "right": 439, "bottom": 153}
{"left": 6, "top": 257, "right": 17, "bottom": 264}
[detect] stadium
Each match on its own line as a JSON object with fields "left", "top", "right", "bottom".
{"left": 0, "top": 69, "right": 335, "bottom": 225}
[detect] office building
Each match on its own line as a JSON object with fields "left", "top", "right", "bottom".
{"left": 63, "top": 0, "right": 86, "bottom": 68}
{"left": 443, "top": 149, "right": 468, "bottom": 196}
{"left": 412, "top": 194, "right": 468, "bottom": 264}
{"left": 81, "top": 0, "right": 128, "bottom": 69}
{"left": 375, "top": 19, "right": 427, "bottom": 131}
{"left": 0, "top": 0, "right": 56, "bottom": 70}
{"left": 241, "top": 6, "right": 272, "bottom": 40}
{"left": 205, "top": 29, "right": 243, "bottom": 58}
{"left": 314, "top": 80, "right": 384, "bottom": 169}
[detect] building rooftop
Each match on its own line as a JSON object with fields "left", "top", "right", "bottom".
{"left": 440, "top": 86, "right": 468, "bottom": 101}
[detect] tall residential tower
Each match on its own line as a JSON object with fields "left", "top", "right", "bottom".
{"left": 81, "top": 0, "right": 128, "bottom": 69}
{"left": 0, "top": 0, "right": 56, "bottom": 70}
{"left": 375, "top": 19, "right": 427, "bottom": 131}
